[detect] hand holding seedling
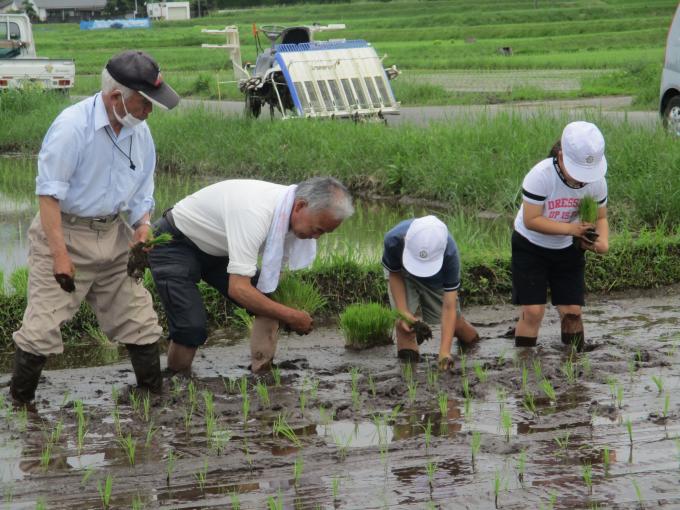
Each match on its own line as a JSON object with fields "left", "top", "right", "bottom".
{"left": 570, "top": 222, "right": 597, "bottom": 242}
{"left": 438, "top": 354, "right": 454, "bottom": 371}
{"left": 286, "top": 309, "right": 313, "bottom": 334}
{"left": 127, "top": 233, "right": 173, "bottom": 281}
{"left": 396, "top": 310, "right": 417, "bottom": 334}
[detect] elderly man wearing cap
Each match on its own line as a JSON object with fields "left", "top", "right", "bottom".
{"left": 512, "top": 121, "right": 609, "bottom": 352}
{"left": 383, "top": 215, "right": 480, "bottom": 370}
{"left": 9, "top": 50, "right": 180, "bottom": 405}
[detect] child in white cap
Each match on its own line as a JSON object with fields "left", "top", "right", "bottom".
{"left": 383, "top": 215, "right": 479, "bottom": 369}
{"left": 512, "top": 121, "right": 609, "bottom": 351}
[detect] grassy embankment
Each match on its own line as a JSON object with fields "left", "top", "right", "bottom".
{"left": 28, "top": 0, "right": 677, "bottom": 108}
{"left": 2, "top": 89, "right": 680, "bottom": 346}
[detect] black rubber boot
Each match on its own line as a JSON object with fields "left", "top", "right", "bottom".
{"left": 10, "top": 348, "right": 47, "bottom": 405}
{"left": 561, "top": 313, "right": 585, "bottom": 352}
{"left": 126, "top": 342, "right": 162, "bottom": 394}
{"left": 515, "top": 336, "right": 537, "bottom": 347}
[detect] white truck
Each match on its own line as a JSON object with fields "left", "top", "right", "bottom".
{"left": 0, "top": 13, "right": 75, "bottom": 91}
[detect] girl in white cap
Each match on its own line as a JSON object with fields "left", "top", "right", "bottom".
{"left": 511, "top": 121, "right": 609, "bottom": 351}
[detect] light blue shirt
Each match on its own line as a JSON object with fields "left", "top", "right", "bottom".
{"left": 36, "top": 92, "right": 156, "bottom": 226}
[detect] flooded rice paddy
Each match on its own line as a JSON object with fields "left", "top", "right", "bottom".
{"left": 2, "top": 290, "right": 680, "bottom": 508}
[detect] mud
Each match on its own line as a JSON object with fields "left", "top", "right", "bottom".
{"left": 2, "top": 289, "right": 680, "bottom": 508}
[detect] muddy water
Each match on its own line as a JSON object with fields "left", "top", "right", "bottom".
{"left": 2, "top": 288, "right": 680, "bottom": 508}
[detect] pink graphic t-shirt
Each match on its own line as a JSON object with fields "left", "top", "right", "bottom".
{"left": 513, "top": 158, "right": 607, "bottom": 250}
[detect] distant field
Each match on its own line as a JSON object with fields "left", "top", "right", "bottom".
{"left": 28, "top": 0, "right": 678, "bottom": 106}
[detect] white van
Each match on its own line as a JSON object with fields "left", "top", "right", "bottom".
{"left": 661, "top": 3, "right": 680, "bottom": 134}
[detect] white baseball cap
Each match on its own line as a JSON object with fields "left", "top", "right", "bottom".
{"left": 560, "top": 121, "right": 607, "bottom": 184}
{"left": 403, "top": 215, "right": 449, "bottom": 277}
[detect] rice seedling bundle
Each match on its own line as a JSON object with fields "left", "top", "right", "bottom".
{"left": 340, "top": 302, "right": 394, "bottom": 350}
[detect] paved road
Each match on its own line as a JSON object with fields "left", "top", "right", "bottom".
{"left": 177, "top": 95, "right": 660, "bottom": 128}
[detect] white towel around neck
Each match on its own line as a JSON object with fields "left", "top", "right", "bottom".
{"left": 256, "top": 185, "right": 316, "bottom": 294}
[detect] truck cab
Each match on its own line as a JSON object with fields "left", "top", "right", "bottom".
{"left": 0, "top": 13, "right": 75, "bottom": 90}
{"left": 661, "top": 4, "right": 680, "bottom": 134}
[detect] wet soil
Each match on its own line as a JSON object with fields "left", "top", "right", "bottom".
{"left": 3, "top": 289, "right": 680, "bottom": 508}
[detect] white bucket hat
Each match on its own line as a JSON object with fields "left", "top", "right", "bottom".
{"left": 403, "top": 215, "right": 448, "bottom": 277}
{"left": 560, "top": 121, "right": 607, "bottom": 184}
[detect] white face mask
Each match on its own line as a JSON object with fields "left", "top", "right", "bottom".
{"left": 113, "top": 92, "right": 143, "bottom": 129}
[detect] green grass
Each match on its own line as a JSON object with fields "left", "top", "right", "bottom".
{"left": 20, "top": 0, "right": 678, "bottom": 105}
{"left": 339, "top": 302, "right": 394, "bottom": 349}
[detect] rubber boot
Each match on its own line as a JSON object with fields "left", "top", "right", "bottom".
{"left": 250, "top": 316, "right": 280, "bottom": 374}
{"left": 126, "top": 342, "right": 162, "bottom": 393}
{"left": 10, "top": 348, "right": 47, "bottom": 405}
{"left": 515, "top": 336, "right": 537, "bottom": 347}
{"left": 561, "top": 313, "right": 585, "bottom": 352}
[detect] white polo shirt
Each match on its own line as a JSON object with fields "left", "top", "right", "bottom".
{"left": 171, "top": 179, "right": 288, "bottom": 276}
{"left": 514, "top": 158, "right": 607, "bottom": 250}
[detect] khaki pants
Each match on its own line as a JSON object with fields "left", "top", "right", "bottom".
{"left": 13, "top": 214, "right": 162, "bottom": 356}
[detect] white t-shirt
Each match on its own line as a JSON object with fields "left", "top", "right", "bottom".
{"left": 172, "top": 179, "right": 288, "bottom": 276}
{"left": 514, "top": 158, "right": 608, "bottom": 250}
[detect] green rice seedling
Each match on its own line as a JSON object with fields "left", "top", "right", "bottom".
{"left": 625, "top": 417, "right": 633, "bottom": 445}
{"left": 340, "top": 303, "right": 394, "bottom": 349}
{"left": 255, "top": 381, "right": 270, "bottom": 408}
{"left": 230, "top": 491, "right": 241, "bottom": 510}
{"left": 40, "top": 442, "right": 52, "bottom": 472}
{"left": 142, "top": 393, "right": 151, "bottom": 423}
{"left": 319, "top": 406, "right": 334, "bottom": 426}
{"left": 272, "top": 276, "right": 326, "bottom": 315}
{"left": 111, "top": 405, "right": 121, "bottom": 437}
{"left": 464, "top": 395, "right": 473, "bottom": 421}
{"left": 129, "top": 391, "right": 140, "bottom": 413}
{"left": 222, "top": 377, "right": 237, "bottom": 395}
{"left": 118, "top": 433, "right": 137, "bottom": 466}
{"left": 631, "top": 479, "right": 643, "bottom": 508}
{"left": 195, "top": 459, "right": 208, "bottom": 492}
{"left": 272, "top": 366, "right": 282, "bottom": 387}
{"left": 517, "top": 449, "right": 526, "bottom": 485}
{"left": 97, "top": 473, "right": 113, "bottom": 509}
{"left": 61, "top": 390, "right": 71, "bottom": 408}
{"left": 171, "top": 376, "right": 183, "bottom": 398}
{"left": 81, "top": 466, "right": 94, "bottom": 486}
{"left": 293, "top": 454, "right": 304, "bottom": 487}
{"left": 132, "top": 494, "right": 144, "bottom": 510}
{"left": 299, "top": 390, "right": 308, "bottom": 414}
{"left": 500, "top": 407, "right": 512, "bottom": 442}
{"left": 578, "top": 195, "right": 598, "bottom": 224}
{"left": 307, "top": 377, "right": 319, "bottom": 400}
{"left": 474, "top": 361, "right": 488, "bottom": 384}
{"left": 35, "top": 497, "right": 46, "bottom": 510}
{"left": 15, "top": 406, "right": 28, "bottom": 432}
{"left": 523, "top": 390, "right": 537, "bottom": 417}
{"left": 554, "top": 431, "right": 570, "bottom": 454}
{"left": 532, "top": 359, "right": 543, "bottom": 382}
{"left": 471, "top": 431, "right": 481, "bottom": 470}
{"left": 663, "top": 393, "right": 670, "bottom": 419}
{"left": 423, "top": 418, "right": 433, "bottom": 451}
{"left": 521, "top": 363, "right": 529, "bottom": 393}
{"left": 74, "top": 400, "right": 88, "bottom": 452}
{"left": 616, "top": 384, "right": 624, "bottom": 409}
{"left": 425, "top": 460, "right": 437, "bottom": 487}
{"left": 407, "top": 379, "right": 418, "bottom": 405}
{"left": 496, "top": 387, "right": 507, "bottom": 407}
{"left": 188, "top": 381, "right": 198, "bottom": 413}
{"left": 350, "top": 367, "right": 361, "bottom": 408}
{"left": 540, "top": 379, "right": 557, "bottom": 402}
{"left": 242, "top": 392, "right": 251, "bottom": 425}
{"left": 332, "top": 431, "right": 353, "bottom": 462}
{"left": 582, "top": 461, "right": 593, "bottom": 494}
{"left": 145, "top": 421, "right": 159, "bottom": 448}
{"left": 651, "top": 375, "right": 664, "bottom": 394}
{"left": 462, "top": 377, "right": 471, "bottom": 399}
{"left": 401, "top": 362, "right": 413, "bottom": 383}
{"left": 602, "top": 446, "right": 611, "bottom": 475}
{"left": 627, "top": 358, "right": 636, "bottom": 381}
{"left": 493, "top": 469, "right": 502, "bottom": 509}
{"left": 211, "top": 428, "right": 232, "bottom": 456}
{"left": 203, "top": 391, "right": 216, "bottom": 437}
{"left": 166, "top": 449, "right": 176, "bottom": 486}
{"left": 372, "top": 412, "right": 390, "bottom": 462}
{"left": 233, "top": 307, "right": 254, "bottom": 333}
{"left": 273, "top": 413, "right": 301, "bottom": 447}
{"left": 561, "top": 357, "right": 577, "bottom": 384}
{"left": 582, "top": 354, "right": 592, "bottom": 378}
{"left": 460, "top": 353, "right": 467, "bottom": 377}
{"left": 50, "top": 419, "right": 64, "bottom": 445}
{"left": 267, "top": 490, "right": 283, "bottom": 510}
{"left": 183, "top": 408, "right": 193, "bottom": 433}
{"left": 368, "top": 373, "right": 377, "bottom": 398}
{"left": 331, "top": 476, "right": 341, "bottom": 500}
{"left": 606, "top": 376, "right": 617, "bottom": 401}
{"left": 496, "top": 350, "right": 505, "bottom": 368}
{"left": 438, "top": 391, "right": 448, "bottom": 416}
{"left": 426, "top": 363, "right": 438, "bottom": 390}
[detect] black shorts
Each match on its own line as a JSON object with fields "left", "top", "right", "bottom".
{"left": 148, "top": 211, "right": 256, "bottom": 348}
{"left": 511, "top": 230, "right": 585, "bottom": 306}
